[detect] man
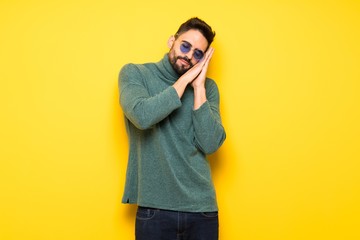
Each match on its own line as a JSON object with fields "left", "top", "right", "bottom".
{"left": 118, "top": 17, "right": 226, "bottom": 240}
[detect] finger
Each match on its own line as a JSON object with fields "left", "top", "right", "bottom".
{"left": 202, "top": 48, "right": 214, "bottom": 69}
{"left": 205, "top": 47, "right": 214, "bottom": 60}
{"left": 197, "top": 47, "right": 213, "bottom": 65}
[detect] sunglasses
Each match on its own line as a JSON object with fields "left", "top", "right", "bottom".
{"left": 179, "top": 41, "right": 204, "bottom": 61}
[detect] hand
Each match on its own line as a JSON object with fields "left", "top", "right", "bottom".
{"left": 172, "top": 47, "right": 214, "bottom": 99}
{"left": 191, "top": 47, "right": 214, "bottom": 88}
{"left": 177, "top": 47, "right": 214, "bottom": 86}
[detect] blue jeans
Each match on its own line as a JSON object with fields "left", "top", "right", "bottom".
{"left": 135, "top": 206, "right": 219, "bottom": 240}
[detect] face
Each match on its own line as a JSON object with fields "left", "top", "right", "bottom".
{"left": 168, "top": 29, "right": 209, "bottom": 75}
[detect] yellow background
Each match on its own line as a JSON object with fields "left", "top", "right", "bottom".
{"left": 1, "top": 0, "right": 359, "bottom": 239}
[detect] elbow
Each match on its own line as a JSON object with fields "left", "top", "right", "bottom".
{"left": 121, "top": 103, "right": 154, "bottom": 130}
{"left": 130, "top": 116, "right": 154, "bottom": 130}
{"left": 197, "top": 131, "right": 226, "bottom": 155}
{"left": 202, "top": 146, "right": 218, "bottom": 155}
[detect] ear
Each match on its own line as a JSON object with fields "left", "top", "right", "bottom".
{"left": 167, "top": 35, "right": 175, "bottom": 49}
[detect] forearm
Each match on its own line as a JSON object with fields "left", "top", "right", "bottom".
{"left": 120, "top": 86, "right": 181, "bottom": 129}
{"left": 192, "top": 101, "right": 226, "bottom": 154}
{"left": 120, "top": 85, "right": 181, "bottom": 130}
{"left": 173, "top": 76, "right": 192, "bottom": 98}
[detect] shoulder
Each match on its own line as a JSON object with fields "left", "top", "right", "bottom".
{"left": 120, "top": 63, "right": 141, "bottom": 74}
{"left": 119, "top": 62, "right": 158, "bottom": 88}
{"left": 206, "top": 77, "right": 216, "bottom": 85}
{"left": 205, "top": 77, "right": 219, "bottom": 91}
{"left": 120, "top": 62, "right": 156, "bottom": 76}
{"left": 119, "top": 63, "right": 144, "bottom": 86}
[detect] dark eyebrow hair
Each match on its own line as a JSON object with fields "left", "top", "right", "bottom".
{"left": 181, "top": 40, "right": 192, "bottom": 46}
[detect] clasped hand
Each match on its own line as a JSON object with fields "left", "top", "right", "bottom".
{"left": 182, "top": 47, "right": 214, "bottom": 88}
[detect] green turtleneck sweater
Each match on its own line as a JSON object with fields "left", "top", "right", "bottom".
{"left": 118, "top": 54, "right": 226, "bottom": 212}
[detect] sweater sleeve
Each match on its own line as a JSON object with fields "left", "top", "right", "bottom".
{"left": 119, "top": 63, "right": 182, "bottom": 130}
{"left": 192, "top": 80, "right": 226, "bottom": 154}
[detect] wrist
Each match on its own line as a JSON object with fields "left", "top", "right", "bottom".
{"left": 193, "top": 85, "right": 207, "bottom": 110}
{"left": 193, "top": 84, "right": 206, "bottom": 92}
{"left": 191, "top": 79, "right": 206, "bottom": 89}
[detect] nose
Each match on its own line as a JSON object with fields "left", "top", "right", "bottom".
{"left": 184, "top": 50, "right": 195, "bottom": 61}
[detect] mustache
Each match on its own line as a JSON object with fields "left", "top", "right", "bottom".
{"left": 177, "top": 56, "right": 192, "bottom": 65}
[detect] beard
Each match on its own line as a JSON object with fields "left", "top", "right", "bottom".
{"left": 168, "top": 49, "right": 194, "bottom": 75}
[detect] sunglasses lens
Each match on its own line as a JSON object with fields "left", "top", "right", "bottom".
{"left": 180, "top": 42, "right": 204, "bottom": 61}
{"left": 193, "top": 50, "right": 204, "bottom": 60}
{"left": 180, "top": 43, "right": 191, "bottom": 53}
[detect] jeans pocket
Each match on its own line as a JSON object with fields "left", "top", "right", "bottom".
{"left": 136, "top": 207, "right": 157, "bottom": 220}
{"left": 201, "top": 211, "right": 218, "bottom": 218}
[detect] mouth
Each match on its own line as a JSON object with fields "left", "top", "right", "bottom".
{"left": 178, "top": 58, "right": 191, "bottom": 66}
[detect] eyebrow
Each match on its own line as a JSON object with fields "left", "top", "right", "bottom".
{"left": 181, "top": 40, "right": 192, "bottom": 46}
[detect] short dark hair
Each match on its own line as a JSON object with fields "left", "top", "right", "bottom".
{"left": 175, "top": 17, "right": 216, "bottom": 46}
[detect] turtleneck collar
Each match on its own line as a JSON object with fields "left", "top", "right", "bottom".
{"left": 156, "top": 53, "right": 180, "bottom": 82}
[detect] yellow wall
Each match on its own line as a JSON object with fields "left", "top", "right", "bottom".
{"left": 1, "top": 0, "right": 359, "bottom": 239}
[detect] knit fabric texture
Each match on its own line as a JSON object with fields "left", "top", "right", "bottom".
{"left": 118, "top": 54, "right": 226, "bottom": 212}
